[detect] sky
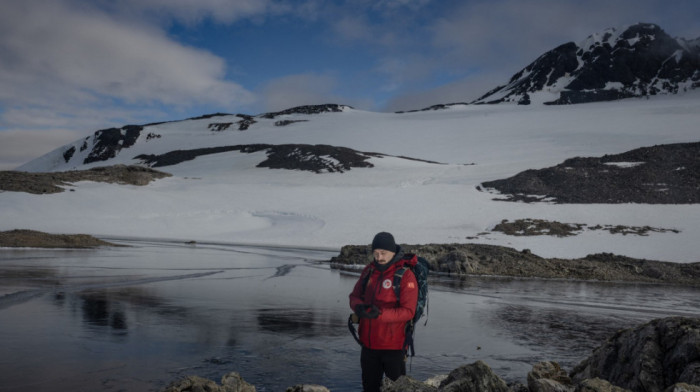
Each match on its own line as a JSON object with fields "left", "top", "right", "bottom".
{"left": 0, "top": 0, "right": 699, "bottom": 170}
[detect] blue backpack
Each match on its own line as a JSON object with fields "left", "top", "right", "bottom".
{"left": 349, "top": 253, "right": 430, "bottom": 356}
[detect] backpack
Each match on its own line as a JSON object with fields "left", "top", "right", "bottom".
{"left": 348, "top": 253, "right": 429, "bottom": 356}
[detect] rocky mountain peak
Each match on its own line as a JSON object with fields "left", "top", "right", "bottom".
{"left": 473, "top": 23, "right": 700, "bottom": 105}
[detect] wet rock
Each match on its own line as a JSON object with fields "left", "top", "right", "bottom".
{"left": 664, "top": 384, "right": 700, "bottom": 392}
{"left": 381, "top": 375, "right": 437, "bottom": 391}
{"left": 162, "top": 372, "right": 256, "bottom": 392}
{"left": 575, "top": 378, "right": 631, "bottom": 392}
{"left": 285, "top": 385, "right": 330, "bottom": 392}
{"left": 571, "top": 317, "right": 700, "bottom": 392}
{"left": 528, "top": 361, "right": 574, "bottom": 392}
{"left": 438, "top": 360, "right": 510, "bottom": 392}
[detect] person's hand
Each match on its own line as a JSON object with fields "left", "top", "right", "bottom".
{"left": 354, "top": 304, "right": 381, "bottom": 319}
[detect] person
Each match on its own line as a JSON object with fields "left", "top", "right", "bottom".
{"left": 349, "top": 232, "right": 419, "bottom": 392}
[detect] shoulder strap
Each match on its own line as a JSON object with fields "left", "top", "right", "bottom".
{"left": 392, "top": 266, "right": 408, "bottom": 303}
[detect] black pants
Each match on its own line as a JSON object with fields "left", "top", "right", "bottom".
{"left": 360, "top": 346, "right": 406, "bottom": 392}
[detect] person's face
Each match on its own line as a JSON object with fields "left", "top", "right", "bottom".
{"left": 373, "top": 249, "right": 395, "bottom": 264}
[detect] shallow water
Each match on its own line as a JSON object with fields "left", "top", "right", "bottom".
{"left": 0, "top": 239, "right": 698, "bottom": 391}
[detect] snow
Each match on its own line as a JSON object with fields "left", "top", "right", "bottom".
{"left": 3, "top": 93, "right": 700, "bottom": 263}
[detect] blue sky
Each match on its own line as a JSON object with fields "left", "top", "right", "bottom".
{"left": 1, "top": 0, "right": 699, "bottom": 169}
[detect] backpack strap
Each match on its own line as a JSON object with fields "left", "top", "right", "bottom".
{"left": 360, "top": 265, "right": 374, "bottom": 295}
{"left": 392, "top": 266, "right": 408, "bottom": 303}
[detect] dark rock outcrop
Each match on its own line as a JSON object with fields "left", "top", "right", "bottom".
{"left": 136, "top": 144, "right": 377, "bottom": 173}
{"left": 84, "top": 125, "right": 143, "bottom": 164}
{"left": 329, "top": 244, "right": 700, "bottom": 286}
{"left": 481, "top": 142, "right": 700, "bottom": 204}
{"left": 259, "top": 104, "right": 349, "bottom": 119}
{"left": 571, "top": 317, "right": 700, "bottom": 392}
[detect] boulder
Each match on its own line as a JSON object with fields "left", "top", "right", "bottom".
{"left": 575, "top": 378, "right": 631, "bottom": 392}
{"left": 528, "top": 361, "right": 574, "bottom": 392}
{"left": 438, "top": 360, "right": 510, "bottom": 392}
{"left": 571, "top": 317, "right": 700, "bottom": 392}
{"left": 664, "top": 384, "right": 700, "bottom": 392}
{"left": 285, "top": 385, "right": 330, "bottom": 392}
{"left": 162, "top": 372, "right": 255, "bottom": 392}
{"left": 381, "top": 375, "right": 437, "bottom": 392}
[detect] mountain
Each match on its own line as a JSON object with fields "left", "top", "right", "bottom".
{"left": 472, "top": 23, "right": 700, "bottom": 105}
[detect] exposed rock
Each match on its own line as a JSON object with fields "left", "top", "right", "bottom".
{"left": 329, "top": 244, "right": 700, "bottom": 286}
{"left": 575, "top": 378, "right": 631, "bottom": 392}
{"left": 570, "top": 317, "right": 700, "bottom": 392}
{"left": 0, "top": 164, "right": 171, "bottom": 194}
{"left": 528, "top": 362, "right": 574, "bottom": 392}
{"left": 136, "top": 143, "right": 377, "bottom": 173}
{"left": 481, "top": 142, "right": 700, "bottom": 204}
{"left": 259, "top": 104, "right": 349, "bottom": 119}
{"left": 473, "top": 23, "right": 699, "bottom": 105}
{"left": 163, "top": 372, "right": 256, "bottom": 392}
{"left": 664, "top": 384, "right": 700, "bottom": 392}
{"left": 285, "top": 385, "right": 330, "bottom": 392}
{"left": 381, "top": 375, "right": 437, "bottom": 391}
{"left": 85, "top": 125, "right": 143, "bottom": 164}
{"left": 438, "top": 360, "right": 510, "bottom": 392}
{"left": 0, "top": 229, "right": 120, "bottom": 248}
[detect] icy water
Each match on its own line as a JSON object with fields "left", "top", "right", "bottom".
{"left": 1, "top": 239, "right": 698, "bottom": 392}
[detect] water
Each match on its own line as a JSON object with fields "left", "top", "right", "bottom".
{"left": 0, "top": 239, "right": 698, "bottom": 391}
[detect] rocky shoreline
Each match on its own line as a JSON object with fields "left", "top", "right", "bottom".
{"left": 329, "top": 243, "right": 700, "bottom": 287}
{"left": 0, "top": 164, "right": 171, "bottom": 194}
{"left": 162, "top": 316, "right": 700, "bottom": 392}
{"left": 0, "top": 229, "right": 120, "bottom": 248}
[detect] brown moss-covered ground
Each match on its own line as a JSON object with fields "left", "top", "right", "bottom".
{"left": 0, "top": 164, "right": 171, "bottom": 194}
{"left": 0, "top": 229, "right": 121, "bottom": 248}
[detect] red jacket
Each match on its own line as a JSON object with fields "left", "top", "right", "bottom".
{"left": 349, "top": 253, "right": 418, "bottom": 350}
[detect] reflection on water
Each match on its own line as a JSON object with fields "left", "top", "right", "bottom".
{"left": 0, "top": 240, "right": 698, "bottom": 391}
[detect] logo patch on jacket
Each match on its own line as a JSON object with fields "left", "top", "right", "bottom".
{"left": 407, "top": 282, "right": 415, "bottom": 289}
{"left": 382, "top": 279, "right": 392, "bottom": 289}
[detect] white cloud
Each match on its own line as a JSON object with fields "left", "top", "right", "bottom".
{"left": 114, "top": 0, "right": 275, "bottom": 25}
{"left": 259, "top": 73, "right": 344, "bottom": 112}
{"left": 0, "top": 0, "right": 254, "bottom": 128}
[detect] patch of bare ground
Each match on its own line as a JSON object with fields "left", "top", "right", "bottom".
{"left": 0, "top": 229, "right": 122, "bottom": 248}
{"left": 492, "top": 218, "right": 679, "bottom": 237}
{"left": 0, "top": 164, "right": 171, "bottom": 194}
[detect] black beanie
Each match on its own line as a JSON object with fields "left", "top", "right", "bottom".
{"left": 371, "top": 232, "right": 396, "bottom": 252}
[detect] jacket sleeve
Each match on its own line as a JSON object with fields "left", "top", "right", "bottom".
{"left": 377, "top": 269, "right": 418, "bottom": 323}
{"left": 348, "top": 266, "right": 370, "bottom": 311}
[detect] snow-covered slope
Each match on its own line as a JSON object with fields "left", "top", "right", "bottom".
{"left": 4, "top": 95, "right": 700, "bottom": 264}
{"left": 473, "top": 23, "right": 700, "bottom": 105}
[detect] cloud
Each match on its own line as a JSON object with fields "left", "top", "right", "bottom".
{"left": 0, "top": 0, "right": 254, "bottom": 129}
{"left": 259, "top": 73, "right": 345, "bottom": 112}
{"left": 114, "top": 0, "right": 276, "bottom": 25}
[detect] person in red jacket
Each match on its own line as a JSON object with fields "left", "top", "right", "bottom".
{"left": 349, "top": 232, "right": 418, "bottom": 392}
